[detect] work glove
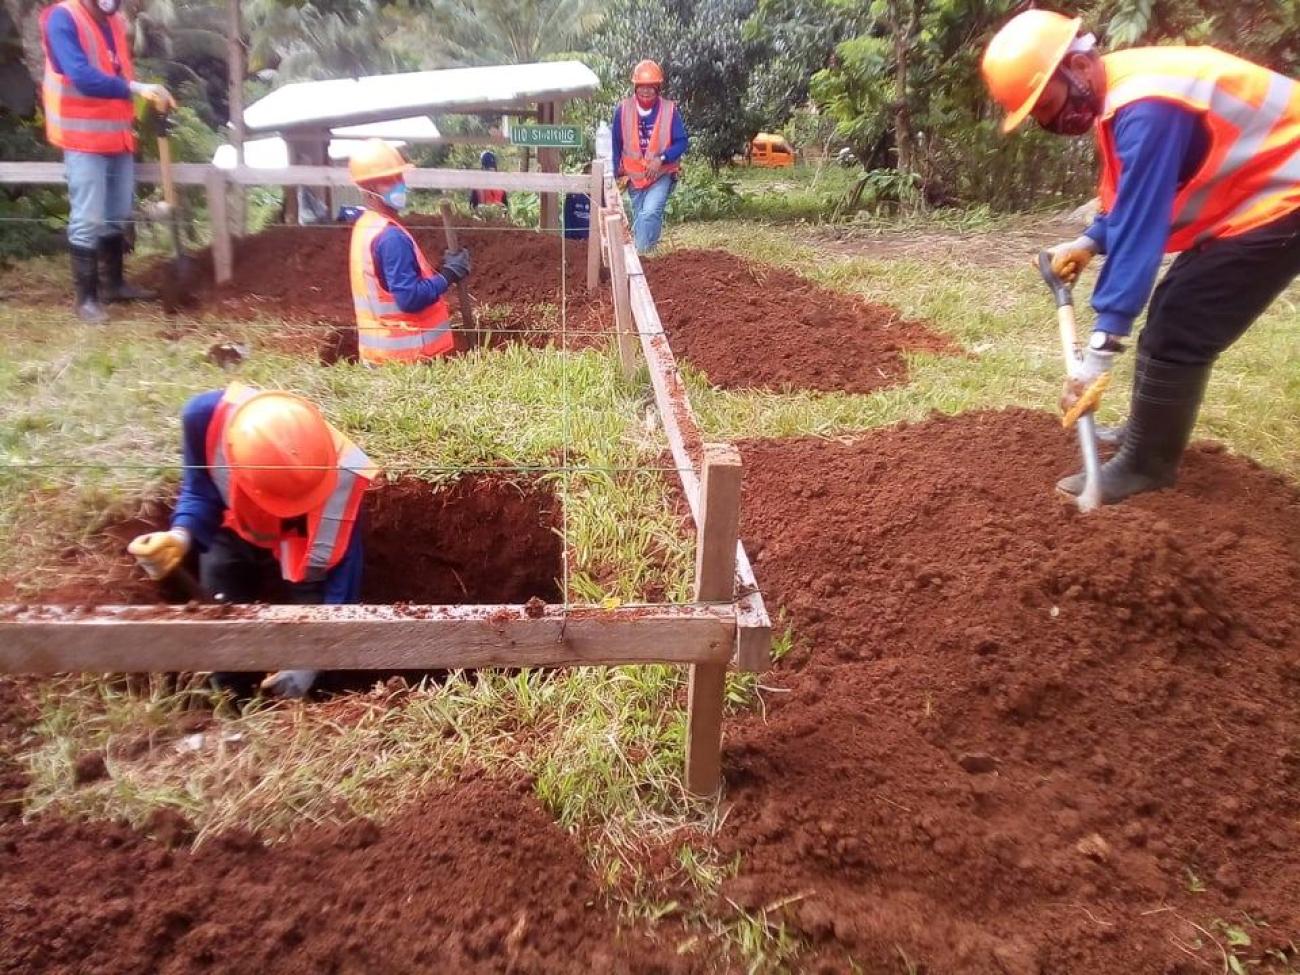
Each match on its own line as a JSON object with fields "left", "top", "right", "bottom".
{"left": 645, "top": 155, "right": 663, "bottom": 180}
{"left": 1060, "top": 332, "right": 1123, "bottom": 427}
{"left": 130, "top": 81, "right": 177, "bottom": 113}
{"left": 128, "top": 528, "right": 191, "bottom": 581}
{"left": 440, "top": 248, "right": 471, "bottom": 285}
{"left": 1046, "top": 235, "right": 1099, "bottom": 285}
{"left": 260, "top": 669, "right": 319, "bottom": 699}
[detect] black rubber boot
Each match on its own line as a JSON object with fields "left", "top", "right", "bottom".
{"left": 1057, "top": 354, "right": 1212, "bottom": 504}
{"left": 70, "top": 245, "right": 109, "bottom": 324}
{"left": 99, "top": 233, "right": 156, "bottom": 302}
{"left": 1095, "top": 421, "right": 1127, "bottom": 447}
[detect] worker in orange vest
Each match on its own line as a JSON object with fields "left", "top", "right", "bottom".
{"left": 128, "top": 385, "right": 377, "bottom": 698}
{"left": 39, "top": 0, "right": 175, "bottom": 323}
{"left": 469, "top": 150, "right": 508, "bottom": 210}
{"left": 984, "top": 11, "right": 1300, "bottom": 504}
{"left": 347, "top": 139, "right": 471, "bottom": 365}
{"left": 612, "top": 60, "right": 690, "bottom": 253}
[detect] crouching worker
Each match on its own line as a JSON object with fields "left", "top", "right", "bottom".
{"left": 348, "top": 138, "right": 472, "bottom": 365}
{"left": 128, "top": 384, "right": 378, "bottom": 698}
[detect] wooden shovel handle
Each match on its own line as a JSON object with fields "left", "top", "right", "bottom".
{"left": 439, "top": 200, "right": 477, "bottom": 349}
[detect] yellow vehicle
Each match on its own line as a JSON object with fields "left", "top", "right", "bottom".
{"left": 748, "top": 132, "right": 795, "bottom": 168}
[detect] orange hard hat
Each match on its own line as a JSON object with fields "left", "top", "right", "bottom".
{"left": 982, "top": 10, "right": 1083, "bottom": 133}
{"left": 348, "top": 138, "right": 413, "bottom": 186}
{"left": 225, "top": 391, "right": 339, "bottom": 518}
{"left": 632, "top": 60, "right": 664, "bottom": 86}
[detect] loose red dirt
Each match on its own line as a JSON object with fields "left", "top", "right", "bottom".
{"left": 0, "top": 773, "right": 675, "bottom": 974}
{"left": 643, "top": 248, "right": 955, "bottom": 394}
{"left": 723, "top": 408, "right": 1300, "bottom": 972}
{"left": 2, "top": 475, "right": 562, "bottom": 607}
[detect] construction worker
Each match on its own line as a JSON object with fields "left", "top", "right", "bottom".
{"left": 612, "top": 60, "right": 690, "bottom": 253}
{"left": 983, "top": 11, "right": 1300, "bottom": 504}
{"left": 347, "top": 138, "right": 471, "bottom": 365}
{"left": 39, "top": 0, "right": 176, "bottom": 324}
{"left": 469, "top": 150, "right": 508, "bottom": 210}
{"left": 128, "top": 384, "right": 377, "bottom": 699}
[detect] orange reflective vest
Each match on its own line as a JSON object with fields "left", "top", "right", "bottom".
{"left": 205, "top": 384, "right": 376, "bottom": 584}
{"left": 1098, "top": 46, "right": 1300, "bottom": 251}
{"left": 479, "top": 188, "right": 506, "bottom": 206}
{"left": 39, "top": 0, "right": 135, "bottom": 154}
{"left": 349, "top": 210, "right": 455, "bottom": 366}
{"left": 619, "top": 97, "right": 681, "bottom": 189}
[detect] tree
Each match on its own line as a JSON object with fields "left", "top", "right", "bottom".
{"left": 412, "top": 0, "right": 605, "bottom": 67}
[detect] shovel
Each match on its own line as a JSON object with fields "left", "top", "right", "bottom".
{"left": 1037, "top": 251, "right": 1107, "bottom": 513}
{"left": 438, "top": 200, "right": 479, "bottom": 351}
{"left": 155, "top": 110, "right": 200, "bottom": 312}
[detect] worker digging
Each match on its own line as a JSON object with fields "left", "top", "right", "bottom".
{"left": 128, "top": 383, "right": 378, "bottom": 698}
{"left": 39, "top": 0, "right": 175, "bottom": 323}
{"left": 984, "top": 10, "right": 1300, "bottom": 505}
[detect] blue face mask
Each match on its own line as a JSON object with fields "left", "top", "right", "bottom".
{"left": 382, "top": 181, "right": 408, "bottom": 211}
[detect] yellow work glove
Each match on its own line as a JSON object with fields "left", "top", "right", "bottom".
{"left": 128, "top": 528, "right": 191, "bottom": 580}
{"left": 1046, "top": 234, "right": 1099, "bottom": 285}
{"left": 129, "top": 81, "right": 177, "bottom": 113}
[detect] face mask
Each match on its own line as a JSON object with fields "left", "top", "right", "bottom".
{"left": 382, "top": 181, "right": 408, "bottom": 211}
{"left": 1041, "top": 68, "right": 1102, "bottom": 136}
{"left": 96, "top": 0, "right": 122, "bottom": 13}
{"left": 636, "top": 90, "right": 658, "bottom": 110}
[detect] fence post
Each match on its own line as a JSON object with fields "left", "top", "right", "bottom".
{"left": 205, "top": 166, "right": 233, "bottom": 285}
{"left": 604, "top": 211, "right": 638, "bottom": 380}
{"left": 586, "top": 160, "right": 605, "bottom": 293}
{"left": 685, "top": 443, "right": 742, "bottom": 796}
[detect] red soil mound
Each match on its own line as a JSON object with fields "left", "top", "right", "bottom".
{"left": 0, "top": 680, "right": 33, "bottom": 819}
{"left": 643, "top": 249, "right": 955, "bottom": 394}
{"left": 726, "top": 409, "right": 1300, "bottom": 972}
{"left": 0, "top": 775, "right": 675, "bottom": 974}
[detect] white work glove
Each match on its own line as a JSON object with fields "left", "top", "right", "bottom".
{"left": 129, "top": 81, "right": 176, "bottom": 112}
{"left": 1061, "top": 332, "right": 1123, "bottom": 424}
{"left": 260, "top": 670, "right": 319, "bottom": 699}
{"left": 127, "top": 527, "right": 190, "bottom": 580}
{"left": 1047, "top": 234, "right": 1100, "bottom": 285}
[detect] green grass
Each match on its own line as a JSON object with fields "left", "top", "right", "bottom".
{"left": 2, "top": 214, "right": 1298, "bottom": 971}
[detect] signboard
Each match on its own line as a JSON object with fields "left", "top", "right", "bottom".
{"left": 507, "top": 122, "right": 583, "bottom": 149}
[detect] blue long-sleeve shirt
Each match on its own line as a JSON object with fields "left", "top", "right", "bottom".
{"left": 171, "top": 390, "right": 363, "bottom": 604}
{"left": 1084, "top": 101, "right": 1210, "bottom": 336}
{"left": 372, "top": 225, "right": 451, "bottom": 313}
{"left": 43, "top": 7, "right": 131, "bottom": 100}
{"left": 611, "top": 99, "right": 689, "bottom": 174}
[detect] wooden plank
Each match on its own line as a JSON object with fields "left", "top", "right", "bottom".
{"left": 0, "top": 161, "right": 211, "bottom": 185}
{"left": 537, "top": 100, "right": 565, "bottom": 230}
{"left": 586, "top": 160, "right": 604, "bottom": 293}
{"left": 205, "top": 167, "right": 234, "bottom": 285}
{"left": 624, "top": 242, "right": 772, "bottom": 673}
{"left": 604, "top": 212, "right": 638, "bottom": 380}
{"left": 686, "top": 443, "right": 743, "bottom": 796}
{"left": 0, "top": 604, "right": 736, "bottom": 673}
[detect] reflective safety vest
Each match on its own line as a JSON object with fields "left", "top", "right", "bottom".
{"left": 349, "top": 210, "right": 455, "bottom": 366}
{"left": 1098, "top": 46, "right": 1300, "bottom": 251}
{"left": 479, "top": 188, "right": 506, "bottom": 206}
{"left": 205, "top": 384, "right": 377, "bottom": 584}
{"left": 619, "top": 97, "right": 681, "bottom": 190}
{"left": 39, "top": 0, "right": 135, "bottom": 154}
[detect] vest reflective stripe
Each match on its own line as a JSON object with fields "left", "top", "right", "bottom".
{"left": 39, "top": 1, "right": 135, "bottom": 154}
{"left": 348, "top": 210, "right": 455, "bottom": 365}
{"left": 619, "top": 97, "right": 681, "bottom": 190}
{"left": 204, "top": 384, "right": 374, "bottom": 583}
{"left": 1098, "top": 47, "right": 1300, "bottom": 251}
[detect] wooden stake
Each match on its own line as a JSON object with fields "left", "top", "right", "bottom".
{"left": 586, "top": 160, "right": 605, "bottom": 293}
{"left": 686, "top": 443, "right": 742, "bottom": 797}
{"left": 205, "top": 166, "right": 233, "bottom": 285}
{"left": 439, "top": 199, "right": 478, "bottom": 351}
{"left": 604, "top": 212, "right": 638, "bottom": 380}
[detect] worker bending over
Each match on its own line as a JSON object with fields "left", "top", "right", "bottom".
{"left": 469, "top": 150, "right": 508, "bottom": 210}
{"left": 129, "top": 385, "right": 377, "bottom": 699}
{"left": 613, "top": 60, "right": 689, "bottom": 253}
{"left": 348, "top": 138, "right": 472, "bottom": 365}
{"left": 983, "top": 11, "right": 1299, "bottom": 504}
{"left": 40, "top": 0, "right": 175, "bottom": 323}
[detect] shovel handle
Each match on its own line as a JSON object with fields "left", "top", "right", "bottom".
{"left": 157, "top": 110, "right": 178, "bottom": 209}
{"left": 1036, "top": 251, "right": 1073, "bottom": 308}
{"left": 439, "top": 200, "right": 478, "bottom": 349}
{"left": 1038, "top": 251, "right": 1081, "bottom": 374}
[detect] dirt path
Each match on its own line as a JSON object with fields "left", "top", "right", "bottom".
{"left": 724, "top": 409, "right": 1300, "bottom": 972}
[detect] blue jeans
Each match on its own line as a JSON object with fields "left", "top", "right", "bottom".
{"left": 627, "top": 174, "right": 675, "bottom": 254}
{"left": 64, "top": 150, "right": 135, "bottom": 249}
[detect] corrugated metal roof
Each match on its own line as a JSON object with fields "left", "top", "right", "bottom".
{"left": 244, "top": 61, "right": 600, "bottom": 134}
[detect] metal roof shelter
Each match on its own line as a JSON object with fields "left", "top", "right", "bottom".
{"left": 239, "top": 60, "right": 599, "bottom": 225}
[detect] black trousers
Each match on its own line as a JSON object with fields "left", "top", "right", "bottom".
{"left": 1140, "top": 208, "right": 1300, "bottom": 365}
{"left": 199, "top": 527, "right": 324, "bottom": 605}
